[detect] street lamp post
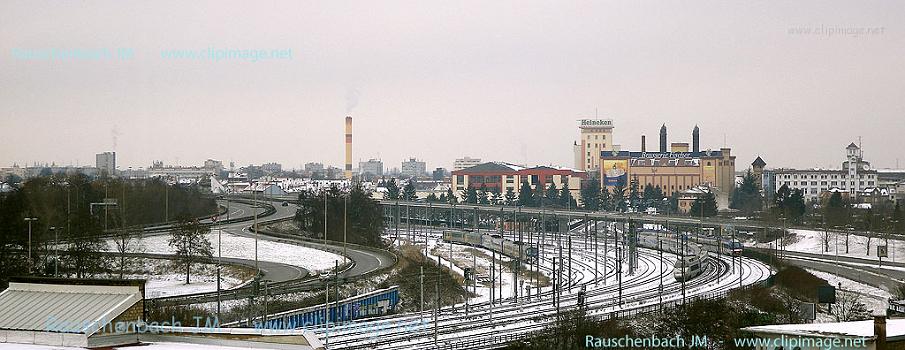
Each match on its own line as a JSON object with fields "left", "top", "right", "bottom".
{"left": 49, "top": 226, "right": 56, "bottom": 277}
{"left": 24, "top": 217, "right": 37, "bottom": 274}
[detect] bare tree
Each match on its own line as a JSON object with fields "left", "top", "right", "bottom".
{"left": 113, "top": 227, "right": 142, "bottom": 279}
{"left": 168, "top": 217, "right": 213, "bottom": 284}
{"left": 831, "top": 289, "right": 870, "bottom": 322}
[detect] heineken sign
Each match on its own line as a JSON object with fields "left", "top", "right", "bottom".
{"left": 579, "top": 119, "right": 613, "bottom": 127}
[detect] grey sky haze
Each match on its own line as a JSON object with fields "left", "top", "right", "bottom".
{"left": 2, "top": 0, "right": 904, "bottom": 171}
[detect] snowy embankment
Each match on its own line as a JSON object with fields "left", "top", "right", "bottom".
{"left": 807, "top": 268, "right": 892, "bottom": 322}
{"left": 756, "top": 228, "right": 905, "bottom": 263}
{"left": 137, "top": 232, "right": 344, "bottom": 272}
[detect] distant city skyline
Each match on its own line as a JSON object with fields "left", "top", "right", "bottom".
{"left": 2, "top": 1, "right": 904, "bottom": 172}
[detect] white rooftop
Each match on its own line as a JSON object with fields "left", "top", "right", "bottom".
{"left": 0, "top": 282, "right": 141, "bottom": 337}
{"left": 743, "top": 318, "right": 905, "bottom": 339}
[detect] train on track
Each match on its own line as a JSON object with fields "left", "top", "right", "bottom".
{"left": 636, "top": 229, "right": 708, "bottom": 281}
{"left": 224, "top": 286, "right": 399, "bottom": 329}
{"left": 441, "top": 230, "right": 530, "bottom": 261}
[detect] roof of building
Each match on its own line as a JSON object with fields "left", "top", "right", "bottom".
{"left": 0, "top": 281, "right": 142, "bottom": 336}
{"left": 743, "top": 318, "right": 905, "bottom": 340}
{"left": 454, "top": 162, "right": 525, "bottom": 174}
{"left": 752, "top": 156, "right": 766, "bottom": 167}
{"left": 600, "top": 150, "right": 727, "bottom": 159}
{"left": 847, "top": 142, "right": 860, "bottom": 149}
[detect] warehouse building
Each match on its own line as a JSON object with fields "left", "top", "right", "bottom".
{"left": 0, "top": 278, "right": 145, "bottom": 348}
{"left": 599, "top": 125, "right": 736, "bottom": 207}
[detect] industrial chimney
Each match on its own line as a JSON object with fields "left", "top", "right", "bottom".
{"left": 692, "top": 125, "right": 700, "bottom": 153}
{"left": 660, "top": 124, "right": 667, "bottom": 152}
{"left": 641, "top": 135, "right": 646, "bottom": 153}
{"left": 345, "top": 116, "right": 353, "bottom": 179}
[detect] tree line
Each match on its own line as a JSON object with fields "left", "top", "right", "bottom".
{"left": 294, "top": 182, "right": 386, "bottom": 248}
{"left": 0, "top": 174, "right": 217, "bottom": 287}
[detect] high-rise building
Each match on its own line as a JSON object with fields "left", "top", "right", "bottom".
{"left": 262, "top": 162, "right": 282, "bottom": 174}
{"left": 204, "top": 159, "right": 224, "bottom": 172}
{"left": 453, "top": 157, "right": 482, "bottom": 171}
{"left": 401, "top": 158, "right": 426, "bottom": 178}
{"left": 96, "top": 152, "right": 116, "bottom": 176}
{"left": 432, "top": 167, "right": 448, "bottom": 181}
{"left": 359, "top": 159, "right": 384, "bottom": 178}
{"left": 574, "top": 119, "right": 614, "bottom": 172}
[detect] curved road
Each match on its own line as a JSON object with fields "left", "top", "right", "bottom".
{"left": 150, "top": 196, "right": 396, "bottom": 305}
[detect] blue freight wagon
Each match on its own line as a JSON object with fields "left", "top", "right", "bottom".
{"left": 252, "top": 286, "right": 399, "bottom": 330}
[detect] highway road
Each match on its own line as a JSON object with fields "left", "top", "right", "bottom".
{"left": 150, "top": 196, "right": 396, "bottom": 305}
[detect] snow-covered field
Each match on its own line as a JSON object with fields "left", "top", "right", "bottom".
{"left": 98, "top": 258, "right": 249, "bottom": 298}
{"left": 807, "top": 268, "right": 891, "bottom": 322}
{"left": 105, "top": 231, "right": 345, "bottom": 273}
{"left": 758, "top": 228, "right": 905, "bottom": 263}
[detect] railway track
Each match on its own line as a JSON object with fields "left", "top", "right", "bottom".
{"left": 310, "top": 225, "right": 771, "bottom": 349}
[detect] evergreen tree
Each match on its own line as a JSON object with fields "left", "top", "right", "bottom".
{"left": 825, "top": 191, "right": 849, "bottom": 227}
{"left": 730, "top": 170, "right": 763, "bottom": 216}
{"left": 667, "top": 191, "right": 680, "bottom": 214}
{"left": 518, "top": 181, "right": 534, "bottom": 207}
{"left": 545, "top": 183, "right": 559, "bottom": 207}
{"left": 600, "top": 186, "right": 612, "bottom": 211}
{"left": 581, "top": 178, "right": 601, "bottom": 211}
{"left": 689, "top": 192, "right": 718, "bottom": 217}
{"left": 385, "top": 178, "right": 400, "bottom": 200}
{"left": 478, "top": 184, "right": 490, "bottom": 205}
{"left": 403, "top": 180, "right": 418, "bottom": 200}
{"left": 612, "top": 184, "right": 627, "bottom": 212}
{"left": 465, "top": 187, "right": 478, "bottom": 204}
{"left": 505, "top": 187, "right": 517, "bottom": 206}
{"left": 559, "top": 183, "right": 573, "bottom": 209}
{"left": 294, "top": 182, "right": 385, "bottom": 247}
{"left": 426, "top": 193, "right": 439, "bottom": 202}
{"left": 628, "top": 177, "right": 641, "bottom": 211}
{"left": 642, "top": 185, "right": 655, "bottom": 212}
{"left": 490, "top": 189, "right": 502, "bottom": 205}
{"left": 447, "top": 188, "right": 457, "bottom": 204}
{"left": 773, "top": 184, "right": 806, "bottom": 222}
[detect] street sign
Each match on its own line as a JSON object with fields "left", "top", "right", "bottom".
{"left": 817, "top": 285, "right": 836, "bottom": 304}
{"left": 526, "top": 247, "right": 538, "bottom": 258}
{"left": 463, "top": 268, "right": 473, "bottom": 282}
{"left": 878, "top": 245, "right": 888, "bottom": 258}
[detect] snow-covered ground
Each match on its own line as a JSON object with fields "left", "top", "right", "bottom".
{"left": 105, "top": 231, "right": 345, "bottom": 274}
{"left": 807, "top": 268, "right": 891, "bottom": 322}
{"left": 757, "top": 228, "right": 905, "bottom": 263}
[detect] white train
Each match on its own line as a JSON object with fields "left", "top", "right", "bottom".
{"left": 441, "top": 230, "right": 529, "bottom": 260}
{"left": 636, "top": 229, "right": 708, "bottom": 282}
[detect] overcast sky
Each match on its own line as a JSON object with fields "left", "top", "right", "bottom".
{"left": 2, "top": 1, "right": 904, "bottom": 172}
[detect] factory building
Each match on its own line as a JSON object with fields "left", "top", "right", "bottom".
{"left": 573, "top": 119, "right": 615, "bottom": 172}
{"left": 451, "top": 162, "right": 587, "bottom": 202}
{"left": 599, "top": 125, "right": 736, "bottom": 207}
